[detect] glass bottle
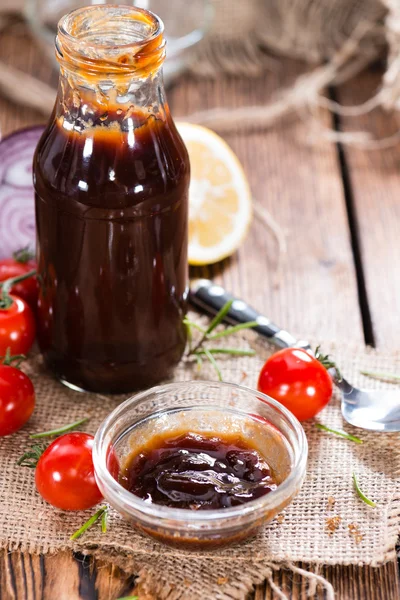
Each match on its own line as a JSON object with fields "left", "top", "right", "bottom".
{"left": 33, "top": 5, "right": 189, "bottom": 393}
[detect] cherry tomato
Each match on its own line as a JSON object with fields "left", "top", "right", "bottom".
{"left": 0, "top": 295, "right": 36, "bottom": 355}
{"left": 0, "top": 257, "right": 38, "bottom": 309}
{"left": 0, "top": 363, "right": 35, "bottom": 436}
{"left": 35, "top": 432, "right": 103, "bottom": 511}
{"left": 257, "top": 348, "right": 333, "bottom": 421}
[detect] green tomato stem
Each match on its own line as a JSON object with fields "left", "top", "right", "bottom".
{"left": 0, "top": 269, "right": 37, "bottom": 310}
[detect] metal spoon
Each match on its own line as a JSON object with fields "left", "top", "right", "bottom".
{"left": 189, "top": 279, "right": 400, "bottom": 432}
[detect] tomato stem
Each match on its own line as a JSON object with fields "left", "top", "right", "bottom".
{"left": 30, "top": 417, "right": 90, "bottom": 439}
{"left": 314, "top": 346, "right": 342, "bottom": 381}
{"left": 13, "top": 246, "right": 35, "bottom": 264}
{"left": 17, "top": 443, "right": 48, "bottom": 468}
{"left": 0, "top": 269, "right": 37, "bottom": 310}
{"left": 70, "top": 506, "right": 108, "bottom": 540}
{"left": 0, "top": 347, "right": 26, "bottom": 368}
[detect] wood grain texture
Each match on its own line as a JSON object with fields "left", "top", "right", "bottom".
{"left": 169, "top": 70, "right": 364, "bottom": 343}
{"left": 337, "top": 69, "right": 400, "bottom": 349}
{"left": 1, "top": 551, "right": 399, "bottom": 600}
{"left": 0, "top": 23, "right": 398, "bottom": 600}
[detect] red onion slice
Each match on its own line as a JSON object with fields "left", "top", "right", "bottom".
{"left": 0, "top": 126, "right": 45, "bottom": 257}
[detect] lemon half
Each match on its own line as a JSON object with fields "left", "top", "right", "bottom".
{"left": 177, "top": 122, "right": 252, "bottom": 266}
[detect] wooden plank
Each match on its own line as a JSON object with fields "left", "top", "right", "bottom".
{"left": 1, "top": 551, "right": 399, "bottom": 600}
{"left": 337, "top": 68, "right": 400, "bottom": 349}
{"left": 169, "top": 69, "right": 364, "bottom": 343}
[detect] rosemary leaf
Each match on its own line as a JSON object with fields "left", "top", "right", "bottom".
{"left": 203, "top": 347, "right": 223, "bottom": 381}
{"left": 353, "top": 473, "right": 377, "bottom": 508}
{"left": 101, "top": 507, "right": 108, "bottom": 534}
{"left": 183, "top": 318, "right": 207, "bottom": 334}
{"left": 30, "top": 417, "right": 90, "bottom": 439}
{"left": 195, "top": 353, "right": 203, "bottom": 371}
{"left": 195, "top": 348, "right": 256, "bottom": 357}
{"left": 360, "top": 369, "right": 400, "bottom": 382}
{"left": 315, "top": 424, "right": 363, "bottom": 444}
{"left": 205, "top": 300, "right": 233, "bottom": 335}
{"left": 208, "top": 321, "right": 258, "bottom": 340}
{"left": 70, "top": 506, "right": 108, "bottom": 540}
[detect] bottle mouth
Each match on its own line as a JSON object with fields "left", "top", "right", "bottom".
{"left": 56, "top": 4, "right": 165, "bottom": 77}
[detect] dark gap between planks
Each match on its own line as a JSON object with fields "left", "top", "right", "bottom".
{"left": 329, "top": 87, "right": 376, "bottom": 347}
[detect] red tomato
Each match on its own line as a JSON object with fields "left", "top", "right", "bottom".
{"left": 0, "top": 258, "right": 38, "bottom": 309}
{"left": 257, "top": 348, "right": 333, "bottom": 421}
{"left": 0, "top": 295, "right": 36, "bottom": 355}
{"left": 35, "top": 432, "right": 103, "bottom": 511}
{"left": 0, "top": 363, "right": 35, "bottom": 435}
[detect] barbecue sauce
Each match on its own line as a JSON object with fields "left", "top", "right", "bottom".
{"left": 119, "top": 431, "right": 278, "bottom": 510}
{"left": 33, "top": 6, "right": 189, "bottom": 393}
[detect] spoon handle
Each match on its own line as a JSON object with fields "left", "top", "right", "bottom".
{"left": 189, "top": 279, "right": 310, "bottom": 350}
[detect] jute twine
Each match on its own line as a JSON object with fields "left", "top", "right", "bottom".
{"left": 0, "top": 320, "right": 399, "bottom": 599}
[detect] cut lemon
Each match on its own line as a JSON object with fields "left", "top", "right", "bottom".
{"left": 176, "top": 122, "right": 252, "bottom": 266}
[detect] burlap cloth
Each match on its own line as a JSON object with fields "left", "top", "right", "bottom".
{"left": 0, "top": 319, "right": 399, "bottom": 599}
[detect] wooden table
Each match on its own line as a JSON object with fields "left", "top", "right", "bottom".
{"left": 0, "top": 24, "right": 399, "bottom": 600}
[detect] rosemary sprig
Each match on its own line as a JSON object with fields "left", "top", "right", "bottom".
{"left": 101, "top": 507, "right": 108, "bottom": 534}
{"left": 353, "top": 473, "right": 376, "bottom": 508}
{"left": 30, "top": 417, "right": 90, "bottom": 439}
{"left": 185, "top": 301, "right": 256, "bottom": 381}
{"left": 116, "top": 596, "right": 139, "bottom": 600}
{"left": 315, "top": 424, "right": 363, "bottom": 444}
{"left": 195, "top": 348, "right": 256, "bottom": 356}
{"left": 207, "top": 321, "right": 258, "bottom": 340}
{"left": 183, "top": 318, "right": 207, "bottom": 334}
{"left": 202, "top": 348, "right": 222, "bottom": 381}
{"left": 17, "top": 443, "right": 48, "bottom": 468}
{"left": 360, "top": 370, "right": 400, "bottom": 383}
{"left": 70, "top": 506, "right": 108, "bottom": 540}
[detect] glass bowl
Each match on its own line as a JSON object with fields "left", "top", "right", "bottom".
{"left": 24, "top": 0, "right": 213, "bottom": 85}
{"left": 93, "top": 381, "right": 308, "bottom": 550}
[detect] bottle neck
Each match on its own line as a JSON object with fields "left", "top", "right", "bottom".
{"left": 56, "top": 67, "right": 167, "bottom": 132}
{"left": 55, "top": 5, "right": 167, "bottom": 131}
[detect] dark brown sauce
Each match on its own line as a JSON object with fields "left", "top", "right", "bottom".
{"left": 34, "top": 109, "right": 189, "bottom": 393}
{"left": 119, "top": 431, "right": 278, "bottom": 510}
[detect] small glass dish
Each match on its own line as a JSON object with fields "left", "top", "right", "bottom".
{"left": 25, "top": 0, "right": 213, "bottom": 85}
{"left": 93, "top": 381, "right": 307, "bottom": 550}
